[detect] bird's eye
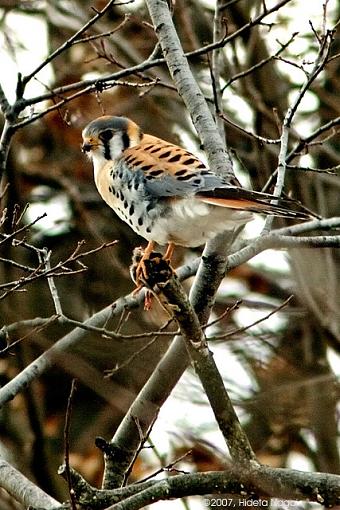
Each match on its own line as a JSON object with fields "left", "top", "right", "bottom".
{"left": 99, "top": 130, "right": 113, "bottom": 142}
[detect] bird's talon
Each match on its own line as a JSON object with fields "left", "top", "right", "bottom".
{"left": 144, "top": 291, "right": 153, "bottom": 311}
{"left": 132, "top": 283, "right": 143, "bottom": 296}
{"left": 135, "top": 259, "right": 149, "bottom": 283}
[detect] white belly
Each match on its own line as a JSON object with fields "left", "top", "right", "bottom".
{"left": 149, "top": 198, "right": 252, "bottom": 247}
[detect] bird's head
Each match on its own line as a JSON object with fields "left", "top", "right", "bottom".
{"left": 81, "top": 116, "right": 143, "bottom": 164}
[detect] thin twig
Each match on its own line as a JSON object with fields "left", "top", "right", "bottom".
{"left": 21, "top": 0, "right": 117, "bottom": 87}
{"left": 11, "top": 0, "right": 294, "bottom": 117}
{"left": 219, "top": 113, "right": 280, "bottom": 144}
{"left": 262, "top": 26, "right": 334, "bottom": 233}
{"left": 137, "top": 449, "right": 192, "bottom": 484}
{"left": 222, "top": 32, "right": 298, "bottom": 91}
{"left": 0, "top": 213, "right": 47, "bottom": 247}
{"left": 64, "top": 379, "right": 78, "bottom": 510}
{"left": 286, "top": 163, "right": 339, "bottom": 174}
{"left": 40, "top": 248, "right": 64, "bottom": 316}
{"left": 203, "top": 300, "right": 242, "bottom": 330}
{"left": 212, "top": 296, "right": 293, "bottom": 340}
{"left": 0, "top": 315, "right": 60, "bottom": 356}
{"left": 72, "top": 14, "right": 131, "bottom": 45}
{"left": 285, "top": 30, "right": 334, "bottom": 127}
{"left": 104, "top": 318, "right": 175, "bottom": 376}
{"left": 287, "top": 115, "right": 340, "bottom": 163}
{"left": 0, "top": 256, "right": 36, "bottom": 273}
{"left": 12, "top": 79, "right": 161, "bottom": 131}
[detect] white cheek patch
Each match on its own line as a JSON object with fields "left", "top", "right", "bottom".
{"left": 108, "top": 135, "right": 124, "bottom": 160}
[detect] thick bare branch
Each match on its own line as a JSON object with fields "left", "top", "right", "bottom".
{"left": 61, "top": 464, "right": 340, "bottom": 509}
{"left": 101, "top": 232, "right": 239, "bottom": 489}
{"left": 0, "top": 459, "right": 60, "bottom": 509}
{"left": 1, "top": 216, "right": 339, "bottom": 406}
{"left": 145, "top": 0, "right": 235, "bottom": 181}
{"left": 139, "top": 253, "right": 256, "bottom": 463}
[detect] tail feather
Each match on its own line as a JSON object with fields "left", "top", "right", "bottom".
{"left": 196, "top": 186, "right": 312, "bottom": 220}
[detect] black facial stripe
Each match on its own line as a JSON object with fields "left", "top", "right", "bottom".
{"left": 99, "top": 130, "right": 113, "bottom": 142}
{"left": 103, "top": 141, "right": 111, "bottom": 160}
{"left": 122, "top": 132, "right": 130, "bottom": 150}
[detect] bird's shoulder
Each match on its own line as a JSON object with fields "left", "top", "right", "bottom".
{"left": 121, "top": 134, "right": 211, "bottom": 180}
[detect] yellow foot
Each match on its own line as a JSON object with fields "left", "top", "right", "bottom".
{"left": 135, "top": 241, "right": 156, "bottom": 282}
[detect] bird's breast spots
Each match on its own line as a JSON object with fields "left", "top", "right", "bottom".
{"left": 117, "top": 206, "right": 127, "bottom": 220}
{"left": 146, "top": 202, "right": 154, "bottom": 213}
{"left": 108, "top": 185, "right": 118, "bottom": 196}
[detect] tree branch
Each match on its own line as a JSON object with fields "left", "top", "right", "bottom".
{"left": 98, "top": 0, "right": 249, "bottom": 489}
{"left": 100, "top": 234, "right": 237, "bottom": 489}
{"left": 0, "top": 459, "right": 60, "bottom": 509}
{"left": 20, "top": 0, "right": 117, "bottom": 88}
{"left": 59, "top": 463, "right": 340, "bottom": 509}
{"left": 139, "top": 254, "right": 256, "bottom": 463}
{"left": 1, "top": 217, "right": 340, "bottom": 408}
{"left": 145, "top": 0, "right": 235, "bottom": 181}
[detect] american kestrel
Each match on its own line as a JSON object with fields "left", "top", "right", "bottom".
{"left": 82, "top": 115, "right": 309, "bottom": 280}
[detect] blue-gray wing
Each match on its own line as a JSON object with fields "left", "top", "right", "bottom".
{"left": 119, "top": 136, "right": 310, "bottom": 219}
{"left": 143, "top": 169, "right": 225, "bottom": 197}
